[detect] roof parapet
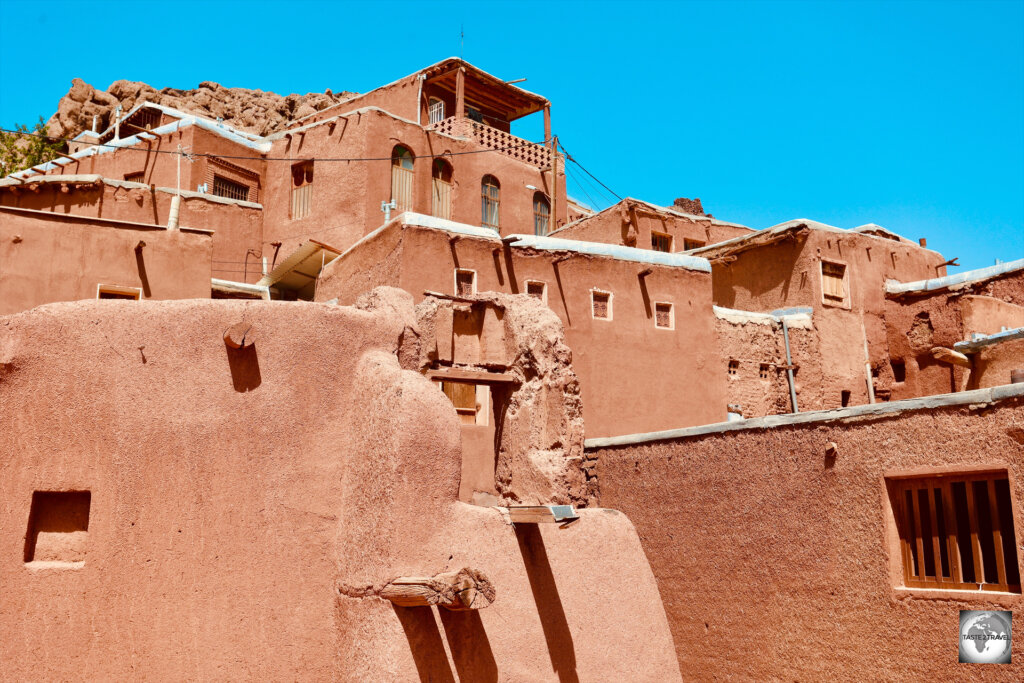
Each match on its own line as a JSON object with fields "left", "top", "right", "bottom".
{"left": 886, "top": 257, "right": 1024, "bottom": 297}
{"left": 953, "top": 326, "right": 1024, "bottom": 353}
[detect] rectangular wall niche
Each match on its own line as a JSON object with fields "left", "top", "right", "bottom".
{"left": 24, "top": 491, "right": 91, "bottom": 567}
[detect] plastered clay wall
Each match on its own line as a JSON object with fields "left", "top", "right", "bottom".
{"left": 966, "top": 338, "right": 1024, "bottom": 390}
{"left": 593, "top": 391, "right": 1024, "bottom": 681}
{"left": 881, "top": 272, "right": 1024, "bottom": 399}
{"left": 0, "top": 291, "right": 681, "bottom": 681}
{"left": 553, "top": 200, "right": 751, "bottom": 252}
{"left": 1, "top": 181, "right": 263, "bottom": 285}
{"left": 317, "top": 221, "right": 728, "bottom": 437}
{"left": 0, "top": 207, "right": 212, "bottom": 315}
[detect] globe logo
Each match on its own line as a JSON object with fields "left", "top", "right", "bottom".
{"left": 959, "top": 610, "right": 1012, "bottom": 664}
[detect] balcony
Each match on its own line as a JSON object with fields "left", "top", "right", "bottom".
{"left": 431, "top": 117, "right": 553, "bottom": 169}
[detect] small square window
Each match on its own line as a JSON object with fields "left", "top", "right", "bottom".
{"left": 455, "top": 269, "right": 476, "bottom": 296}
{"left": 841, "top": 390, "right": 851, "bottom": 407}
{"left": 651, "top": 232, "right": 673, "bottom": 253}
{"left": 591, "top": 290, "right": 611, "bottom": 319}
{"left": 654, "top": 302, "right": 673, "bottom": 329}
{"left": 212, "top": 175, "right": 250, "bottom": 202}
{"left": 683, "top": 238, "right": 706, "bottom": 251}
{"left": 526, "top": 281, "right": 547, "bottom": 303}
{"left": 821, "top": 260, "right": 848, "bottom": 306}
{"left": 891, "top": 360, "right": 906, "bottom": 383}
{"left": 124, "top": 171, "right": 145, "bottom": 183}
{"left": 97, "top": 284, "right": 141, "bottom": 300}
{"left": 759, "top": 363, "right": 770, "bottom": 379}
{"left": 24, "top": 491, "right": 91, "bottom": 566}
{"left": 728, "top": 360, "right": 739, "bottom": 376}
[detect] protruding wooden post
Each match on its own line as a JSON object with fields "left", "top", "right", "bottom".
{"left": 380, "top": 567, "right": 495, "bottom": 611}
{"left": 543, "top": 104, "right": 551, "bottom": 143}
{"left": 456, "top": 67, "right": 466, "bottom": 120}
{"left": 223, "top": 323, "right": 256, "bottom": 349}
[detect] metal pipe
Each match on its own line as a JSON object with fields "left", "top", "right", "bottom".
{"left": 415, "top": 74, "right": 426, "bottom": 126}
{"left": 782, "top": 318, "right": 799, "bottom": 413}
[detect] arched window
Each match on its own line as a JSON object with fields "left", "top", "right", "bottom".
{"left": 391, "top": 145, "right": 414, "bottom": 213}
{"left": 432, "top": 159, "right": 453, "bottom": 220}
{"left": 481, "top": 175, "right": 500, "bottom": 231}
{"left": 533, "top": 192, "right": 550, "bottom": 236}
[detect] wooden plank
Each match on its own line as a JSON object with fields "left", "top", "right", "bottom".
{"left": 911, "top": 486, "right": 928, "bottom": 581}
{"left": 380, "top": 568, "right": 495, "bottom": 611}
{"left": 927, "top": 484, "right": 945, "bottom": 584}
{"left": 941, "top": 480, "right": 964, "bottom": 586}
{"left": 987, "top": 479, "right": 1008, "bottom": 589}
{"left": 964, "top": 481, "right": 985, "bottom": 585}
{"left": 426, "top": 367, "right": 516, "bottom": 385}
{"left": 930, "top": 346, "right": 972, "bottom": 367}
{"left": 504, "top": 505, "right": 579, "bottom": 524}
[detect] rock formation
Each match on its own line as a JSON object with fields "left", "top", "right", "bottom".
{"left": 46, "top": 77, "right": 358, "bottom": 140}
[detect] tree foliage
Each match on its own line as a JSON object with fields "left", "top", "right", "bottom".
{"left": 0, "top": 117, "right": 64, "bottom": 176}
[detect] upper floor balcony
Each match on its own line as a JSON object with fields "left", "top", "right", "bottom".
{"left": 430, "top": 116, "right": 553, "bottom": 169}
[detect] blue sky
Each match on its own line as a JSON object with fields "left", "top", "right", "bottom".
{"left": 1, "top": 0, "right": 1020, "bottom": 269}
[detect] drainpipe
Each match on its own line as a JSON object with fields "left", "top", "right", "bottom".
{"left": 781, "top": 317, "right": 799, "bottom": 413}
{"left": 862, "top": 321, "right": 876, "bottom": 404}
{"left": 416, "top": 74, "right": 426, "bottom": 126}
{"left": 114, "top": 105, "right": 122, "bottom": 140}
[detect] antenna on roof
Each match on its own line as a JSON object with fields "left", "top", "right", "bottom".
{"left": 460, "top": 24, "right": 464, "bottom": 60}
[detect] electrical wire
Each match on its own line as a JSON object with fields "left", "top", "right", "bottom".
{"left": 557, "top": 140, "right": 622, "bottom": 201}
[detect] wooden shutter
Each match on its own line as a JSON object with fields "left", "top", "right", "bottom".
{"left": 392, "top": 166, "right": 414, "bottom": 213}
{"left": 432, "top": 178, "right": 452, "bottom": 220}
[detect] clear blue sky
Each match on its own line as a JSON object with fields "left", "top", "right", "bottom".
{"left": 1, "top": 0, "right": 1021, "bottom": 270}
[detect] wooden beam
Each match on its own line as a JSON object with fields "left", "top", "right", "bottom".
{"left": 426, "top": 367, "right": 516, "bottom": 384}
{"left": 380, "top": 568, "right": 495, "bottom": 611}
{"left": 503, "top": 505, "right": 579, "bottom": 524}
{"left": 931, "top": 346, "right": 971, "bottom": 367}
{"left": 455, "top": 67, "right": 466, "bottom": 120}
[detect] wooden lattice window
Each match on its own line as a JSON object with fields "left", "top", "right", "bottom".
{"left": 728, "top": 360, "right": 739, "bottom": 375}
{"left": 431, "top": 159, "right": 452, "bottom": 220}
{"left": 291, "top": 161, "right": 313, "bottom": 219}
{"left": 428, "top": 98, "right": 445, "bottom": 125}
{"left": 533, "top": 192, "right": 550, "bottom": 236}
{"left": 655, "top": 302, "right": 673, "bottom": 329}
{"left": 124, "top": 171, "right": 145, "bottom": 183}
{"left": 481, "top": 175, "right": 500, "bottom": 231}
{"left": 651, "top": 232, "right": 673, "bottom": 253}
{"left": 455, "top": 269, "right": 476, "bottom": 296}
{"left": 526, "top": 281, "right": 546, "bottom": 302}
{"left": 212, "top": 175, "right": 250, "bottom": 201}
{"left": 890, "top": 472, "right": 1020, "bottom": 593}
{"left": 821, "top": 261, "right": 848, "bottom": 304}
{"left": 683, "top": 238, "right": 705, "bottom": 251}
{"left": 591, "top": 291, "right": 611, "bottom": 320}
{"left": 391, "top": 145, "right": 414, "bottom": 213}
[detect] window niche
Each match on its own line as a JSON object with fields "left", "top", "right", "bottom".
{"left": 24, "top": 491, "right": 91, "bottom": 568}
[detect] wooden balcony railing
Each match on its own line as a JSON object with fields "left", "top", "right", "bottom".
{"left": 431, "top": 117, "right": 553, "bottom": 169}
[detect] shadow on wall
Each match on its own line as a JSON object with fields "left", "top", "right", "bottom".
{"left": 393, "top": 604, "right": 498, "bottom": 683}
{"left": 516, "top": 524, "right": 580, "bottom": 683}
{"left": 225, "top": 342, "right": 261, "bottom": 392}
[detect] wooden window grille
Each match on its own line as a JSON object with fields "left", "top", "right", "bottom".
{"left": 481, "top": 175, "right": 500, "bottom": 231}
{"left": 759, "top": 363, "right": 770, "bottom": 379}
{"left": 683, "top": 238, "right": 706, "bottom": 251}
{"left": 291, "top": 162, "right": 314, "bottom": 219}
{"left": 391, "top": 145, "right": 414, "bottom": 213}
{"left": 526, "top": 281, "right": 546, "bottom": 301}
{"left": 428, "top": 98, "right": 445, "bottom": 125}
{"left": 455, "top": 269, "right": 476, "bottom": 296}
{"left": 890, "top": 473, "right": 1020, "bottom": 593}
{"left": 431, "top": 159, "right": 452, "bottom": 220}
{"left": 651, "top": 232, "right": 673, "bottom": 253}
{"left": 124, "top": 172, "right": 145, "bottom": 183}
{"left": 728, "top": 360, "right": 739, "bottom": 375}
{"left": 592, "top": 291, "right": 611, "bottom": 319}
{"left": 440, "top": 381, "right": 478, "bottom": 425}
{"left": 533, "top": 192, "right": 550, "bottom": 236}
{"left": 821, "top": 261, "right": 847, "bottom": 303}
{"left": 212, "top": 175, "right": 250, "bottom": 201}
{"left": 655, "top": 302, "right": 673, "bottom": 328}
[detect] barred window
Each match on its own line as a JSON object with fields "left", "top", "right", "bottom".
{"left": 651, "top": 232, "right": 672, "bottom": 252}
{"left": 533, "top": 192, "right": 550, "bottom": 236}
{"left": 212, "top": 175, "right": 249, "bottom": 201}
{"left": 124, "top": 172, "right": 145, "bottom": 184}
{"left": 455, "top": 269, "right": 476, "bottom": 296}
{"left": 890, "top": 472, "right": 1020, "bottom": 593}
{"left": 428, "top": 98, "right": 445, "bottom": 124}
{"left": 683, "top": 238, "right": 705, "bottom": 251}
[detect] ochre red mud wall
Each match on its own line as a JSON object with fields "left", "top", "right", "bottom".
{"left": 318, "top": 224, "right": 728, "bottom": 436}
{"left": 555, "top": 203, "right": 751, "bottom": 251}
{"left": 0, "top": 207, "right": 211, "bottom": 315}
{"left": 0, "top": 296, "right": 680, "bottom": 681}
{"left": 594, "top": 397, "right": 1024, "bottom": 680}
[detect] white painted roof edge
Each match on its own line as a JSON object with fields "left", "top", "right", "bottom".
{"left": 886, "top": 257, "right": 1024, "bottom": 295}
{"left": 548, "top": 197, "right": 751, "bottom": 238}
{"left": 95, "top": 101, "right": 264, "bottom": 142}
{"left": 584, "top": 383, "right": 1024, "bottom": 449}
{"left": 850, "top": 223, "right": 915, "bottom": 244}
{"left": 954, "top": 326, "right": 1024, "bottom": 352}
{"left": 265, "top": 106, "right": 461, "bottom": 142}
{"left": 713, "top": 305, "right": 813, "bottom": 327}
{"left": 0, "top": 174, "right": 261, "bottom": 208}
{"left": 211, "top": 278, "right": 271, "bottom": 299}
{"left": 507, "top": 233, "right": 712, "bottom": 272}
{"left": 153, "top": 186, "right": 262, "bottom": 209}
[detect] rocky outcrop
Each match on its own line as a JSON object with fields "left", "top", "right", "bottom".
{"left": 46, "top": 77, "right": 358, "bottom": 140}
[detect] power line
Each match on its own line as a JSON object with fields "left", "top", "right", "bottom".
{"left": 0, "top": 126, "right": 554, "bottom": 168}
{"left": 557, "top": 141, "right": 622, "bottom": 202}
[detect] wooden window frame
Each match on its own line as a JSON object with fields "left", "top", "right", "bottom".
{"left": 525, "top": 280, "right": 547, "bottom": 304}
{"left": 654, "top": 301, "right": 674, "bottom": 329}
{"left": 428, "top": 97, "right": 446, "bottom": 125}
{"left": 97, "top": 284, "right": 142, "bottom": 300}
{"left": 591, "top": 289, "right": 612, "bottom": 321}
{"left": 727, "top": 360, "right": 739, "bottom": 376}
{"left": 683, "top": 238, "right": 706, "bottom": 251}
{"left": 820, "top": 259, "right": 851, "bottom": 309}
{"left": 481, "top": 175, "right": 500, "bottom": 231}
{"left": 123, "top": 171, "right": 145, "bottom": 184}
{"left": 887, "top": 471, "right": 1020, "bottom": 594}
{"left": 391, "top": 145, "right": 415, "bottom": 213}
{"left": 431, "top": 158, "right": 453, "bottom": 220}
{"left": 436, "top": 380, "right": 489, "bottom": 426}
{"left": 291, "top": 161, "right": 314, "bottom": 220}
{"left": 651, "top": 231, "right": 673, "bottom": 253}
{"left": 533, "top": 192, "right": 550, "bottom": 236}
{"left": 212, "top": 174, "right": 250, "bottom": 202}
{"left": 454, "top": 268, "right": 477, "bottom": 296}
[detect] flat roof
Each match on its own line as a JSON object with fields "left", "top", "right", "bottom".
{"left": 886, "top": 257, "right": 1024, "bottom": 296}
{"left": 954, "top": 326, "right": 1024, "bottom": 353}
{"left": 550, "top": 197, "right": 752, "bottom": 238}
